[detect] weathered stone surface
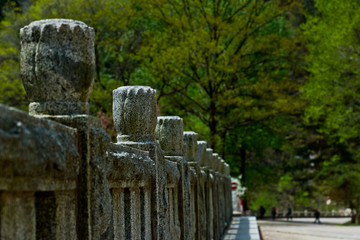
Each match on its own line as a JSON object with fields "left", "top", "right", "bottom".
{"left": 196, "top": 141, "right": 207, "bottom": 167}
{"left": 40, "top": 115, "right": 113, "bottom": 240}
{"left": 0, "top": 192, "right": 36, "bottom": 240}
{"left": 177, "top": 158, "right": 191, "bottom": 240}
{"left": 197, "top": 167, "right": 208, "bottom": 240}
{"left": 220, "top": 159, "right": 225, "bottom": 174}
{"left": 113, "top": 86, "right": 157, "bottom": 142}
{"left": 107, "top": 144, "right": 155, "bottom": 186}
{"left": 54, "top": 191, "right": 77, "bottom": 240}
{"left": 20, "top": 19, "right": 95, "bottom": 115}
{"left": 205, "top": 148, "right": 213, "bottom": 168}
{"left": 212, "top": 153, "right": 219, "bottom": 171}
{"left": 217, "top": 156, "right": 222, "bottom": 172}
{"left": 156, "top": 116, "right": 183, "bottom": 156}
{"left": 224, "top": 163, "right": 230, "bottom": 175}
{"left": 183, "top": 131, "right": 198, "bottom": 162}
{"left": 88, "top": 125, "right": 114, "bottom": 240}
{"left": 0, "top": 104, "right": 79, "bottom": 190}
{"left": 165, "top": 158, "right": 181, "bottom": 184}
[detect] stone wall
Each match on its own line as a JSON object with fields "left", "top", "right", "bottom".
{"left": 0, "top": 19, "right": 232, "bottom": 240}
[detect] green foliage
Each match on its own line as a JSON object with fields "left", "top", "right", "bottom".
{"left": 302, "top": 0, "right": 360, "bottom": 222}
{"left": 132, "top": 1, "right": 303, "bottom": 133}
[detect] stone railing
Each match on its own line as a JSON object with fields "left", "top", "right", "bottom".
{"left": 0, "top": 19, "right": 232, "bottom": 240}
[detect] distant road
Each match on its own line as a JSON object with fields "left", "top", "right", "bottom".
{"left": 258, "top": 217, "right": 360, "bottom": 240}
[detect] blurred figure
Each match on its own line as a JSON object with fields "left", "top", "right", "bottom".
{"left": 314, "top": 209, "right": 321, "bottom": 224}
{"left": 286, "top": 206, "right": 293, "bottom": 221}
{"left": 271, "top": 207, "right": 277, "bottom": 220}
{"left": 259, "top": 205, "right": 266, "bottom": 219}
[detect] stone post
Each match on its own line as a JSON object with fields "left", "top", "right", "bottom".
{"left": 225, "top": 163, "right": 233, "bottom": 224}
{"left": 155, "top": 116, "right": 189, "bottom": 240}
{"left": 20, "top": 19, "right": 113, "bottom": 240}
{"left": 218, "top": 158, "right": 225, "bottom": 233}
{"left": 156, "top": 116, "right": 183, "bottom": 156}
{"left": 196, "top": 141, "right": 207, "bottom": 167}
{"left": 155, "top": 116, "right": 184, "bottom": 239}
{"left": 21, "top": 19, "right": 95, "bottom": 116}
{"left": 211, "top": 153, "right": 220, "bottom": 239}
{"left": 205, "top": 148, "right": 214, "bottom": 239}
{"left": 113, "top": 86, "right": 168, "bottom": 240}
{"left": 183, "top": 131, "right": 198, "bottom": 239}
{"left": 183, "top": 131, "right": 198, "bottom": 163}
{"left": 113, "top": 86, "right": 157, "bottom": 143}
{"left": 196, "top": 141, "right": 208, "bottom": 239}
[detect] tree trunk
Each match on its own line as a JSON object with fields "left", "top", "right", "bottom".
{"left": 209, "top": 99, "right": 217, "bottom": 149}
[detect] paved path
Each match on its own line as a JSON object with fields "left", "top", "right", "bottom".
{"left": 258, "top": 217, "right": 360, "bottom": 240}
{"left": 223, "top": 216, "right": 261, "bottom": 240}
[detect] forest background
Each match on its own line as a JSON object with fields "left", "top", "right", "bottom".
{"left": 1, "top": 0, "right": 360, "bottom": 223}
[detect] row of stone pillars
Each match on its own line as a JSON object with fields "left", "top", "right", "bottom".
{"left": 0, "top": 19, "right": 232, "bottom": 240}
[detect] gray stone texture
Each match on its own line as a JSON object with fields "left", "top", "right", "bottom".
{"left": 177, "top": 157, "right": 191, "bottom": 240}
{"left": 156, "top": 117, "right": 195, "bottom": 240}
{"left": 183, "top": 131, "right": 198, "bottom": 162}
{"left": 0, "top": 104, "right": 79, "bottom": 190}
{"left": 164, "top": 156, "right": 182, "bottom": 240}
{"left": 20, "top": 18, "right": 113, "bottom": 239}
{"left": 113, "top": 86, "right": 169, "bottom": 240}
{"left": 107, "top": 143, "right": 155, "bottom": 186}
{"left": 0, "top": 192, "right": 36, "bottom": 240}
{"left": 196, "top": 141, "right": 207, "bottom": 166}
{"left": 39, "top": 115, "right": 113, "bottom": 240}
{"left": 156, "top": 116, "right": 183, "bottom": 156}
{"left": 20, "top": 19, "right": 95, "bottom": 115}
{"left": 113, "top": 86, "right": 157, "bottom": 142}
{"left": 212, "top": 153, "right": 219, "bottom": 171}
{"left": 220, "top": 159, "right": 225, "bottom": 174}
{"left": 206, "top": 148, "right": 213, "bottom": 168}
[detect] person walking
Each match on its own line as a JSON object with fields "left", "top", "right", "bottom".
{"left": 259, "top": 205, "right": 266, "bottom": 219}
{"left": 314, "top": 209, "right": 321, "bottom": 223}
{"left": 271, "top": 207, "right": 277, "bottom": 220}
{"left": 286, "top": 206, "right": 293, "bottom": 221}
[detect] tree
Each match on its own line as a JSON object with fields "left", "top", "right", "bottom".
{"left": 134, "top": 0, "right": 304, "bottom": 151}
{"left": 302, "top": 0, "right": 360, "bottom": 223}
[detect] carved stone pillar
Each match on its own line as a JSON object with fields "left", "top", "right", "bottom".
{"left": 113, "top": 86, "right": 168, "bottom": 240}
{"left": 20, "top": 19, "right": 112, "bottom": 240}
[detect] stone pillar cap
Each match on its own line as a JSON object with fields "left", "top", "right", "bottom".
{"left": 156, "top": 116, "right": 183, "bottom": 156}
{"left": 20, "top": 19, "right": 95, "bottom": 115}
{"left": 183, "top": 131, "right": 198, "bottom": 162}
{"left": 196, "top": 141, "right": 207, "bottom": 166}
{"left": 113, "top": 86, "right": 157, "bottom": 142}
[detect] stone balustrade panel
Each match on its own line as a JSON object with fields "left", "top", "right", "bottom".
{"left": 0, "top": 18, "right": 233, "bottom": 240}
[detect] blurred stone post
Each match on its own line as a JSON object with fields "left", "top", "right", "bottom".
{"left": 196, "top": 141, "right": 208, "bottom": 239}
{"left": 183, "top": 131, "right": 198, "bottom": 239}
{"left": 205, "top": 148, "right": 214, "bottom": 239}
{"left": 211, "top": 153, "right": 220, "bottom": 239}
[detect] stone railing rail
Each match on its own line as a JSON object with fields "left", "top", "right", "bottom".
{"left": 0, "top": 19, "right": 232, "bottom": 240}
